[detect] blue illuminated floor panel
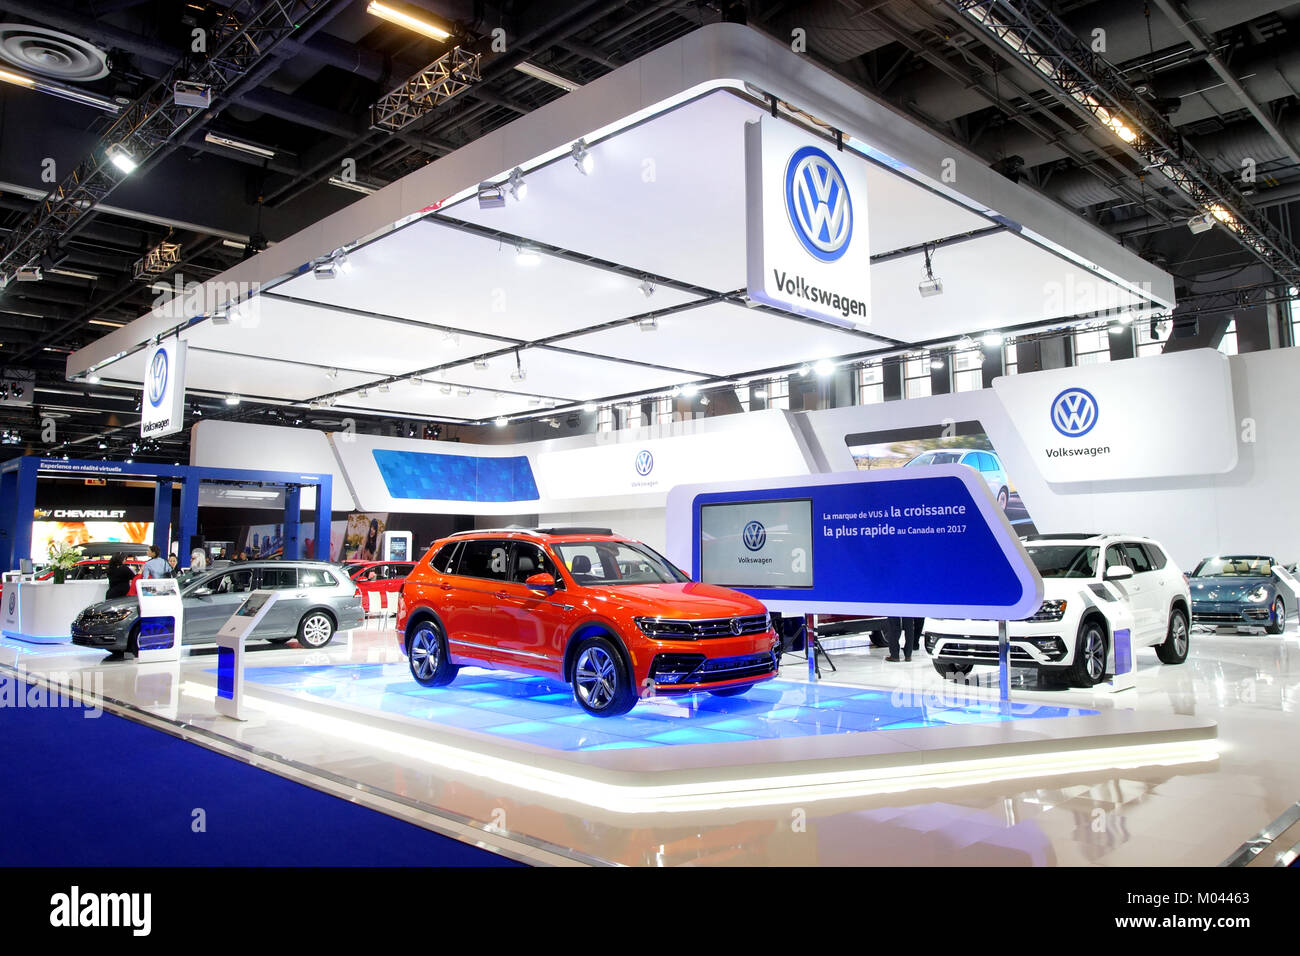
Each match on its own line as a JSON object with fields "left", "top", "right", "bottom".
{"left": 237, "top": 664, "right": 1098, "bottom": 753}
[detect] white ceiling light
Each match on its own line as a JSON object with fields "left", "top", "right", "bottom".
{"left": 982, "top": 331, "right": 1005, "bottom": 347}
{"left": 441, "top": 332, "right": 460, "bottom": 349}
{"left": 472, "top": 358, "right": 489, "bottom": 370}
{"left": 813, "top": 359, "right": 835, "bottom": 377}
{"left": 930, "top": 358, "right": 945, "bottom": 370}
{"left": 439, "top": 384, "right": 452, "bottom": 395}
{"left": 325, "top": 368, "right": 339, "bottom": 380}
{"left": 637, "top": 316, "right": 658, "bottom": 332}
{"left": 204, "top": 132, "right": 275, "bottom": 159}
{"left": 329, "top": 176, "right": 377, "bottom": 195}
{"left": 366, "top": 1, "right": 452, "bottom": 41}
{"left": 637, "top": 277, "right": 656, "bottom": 298}
{"left": 106, "top": 142, "right": 137, "bottom": 174}
{"left": 682, "top": 384, "right": 700, "bottom": 397}
{"left": 514, "top": 61, "right": 581, "bottom": 92}
{"left": 582, "top": 402, "right": 597, "bottom": 412}
{"left": 506, "top": 166, "right": 527, "bottom": 201}
{"left": 494, "top": 417, "right": 508, "bottom": 427}
{"left": 224, "top": 394, "right": 240, "bottom": 406}
{"left": 570, "top": 139, "right": 593, "bottom": 175}
{"left": 918, "top": 244, "right": 943, "bottom": 298}
{"left": 515, "top": 244, "right": 541, "bottom": 265}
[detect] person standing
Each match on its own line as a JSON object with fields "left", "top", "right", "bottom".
{"left": 140, "top": 545, "right": 169, "bottom": 580}
{"left": 104, "top": 553, "right": 135, "bottom": 599}
{"left": 883, "top": 616, "right": 923, "bottom": 662}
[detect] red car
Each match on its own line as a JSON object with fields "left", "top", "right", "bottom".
{"left": 36, "top": 558, "right": 145, "bottom": 583}
{"left": 397, "top": 528, "right": 780, "bottom": 716}
{"left": 347, "top": 560, "right": 416, "bottom": 611}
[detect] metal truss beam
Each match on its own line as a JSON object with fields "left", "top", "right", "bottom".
{"left": 941, "top": 0, "right": 1300, "bottom": 285}
{"left": 371, "top": 47, "right": 483, "bottom": 132}
{"left": 0, "top": 0, "right": 332, "bottom": 285}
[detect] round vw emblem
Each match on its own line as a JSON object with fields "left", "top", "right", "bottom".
{"left": 742, "top": 520, "right": 767, "bottom": 552}
{"left": 784, "top": 145, "right": 853, "bottom": 262}
{"left": 147, "top": 348, "right": 169, "bottom": 408}
{"left": 1050, "top": 386, "right": 1098, "bottom": 437}
{"left": 729, "top": 618, "right": 743, "bottom": 636}
{"left": 7, "top": 591, "right": 14, "bottom": 614}
{"left": 634, "top": 449, "right": 654, "bottom": 477}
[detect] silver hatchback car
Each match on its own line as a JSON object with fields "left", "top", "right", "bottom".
{"left": 72, "top": 560, "right": 365, "bottom": 656}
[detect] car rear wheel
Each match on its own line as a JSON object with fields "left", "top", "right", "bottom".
{"left": 1156, "top": 608, "right": 1191, "bottom": 663}
{"left": 572, "top": 636, "right": 636, "bottom": 717}
{"left": 1068, "top": 620, "right": 1108, "bottom": 686}
{"left": 997, "top": 487, "right": 1009, "bottom": 509}
{"left": 296, "top": 611, "right": 336, "bottom": 649}
{"left": 1266, "top": 598, "right": 1285, "bottom": 635}
{"left": 709, "top": 685, "right": 751, "bottom": 697}
{"left": 407, "top": 619, "right": 458, "bottom": 687}
{"left": 869, "top": 631, "right": 889, "bottom": 648}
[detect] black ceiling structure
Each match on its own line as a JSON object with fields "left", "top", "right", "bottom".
{"left": 0, "top": 0, "right": 1297, "bottom": 462}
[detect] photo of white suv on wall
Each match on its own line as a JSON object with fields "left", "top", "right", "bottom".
{"left": 923, "top": 533, "right": 1192, "bottom": 687}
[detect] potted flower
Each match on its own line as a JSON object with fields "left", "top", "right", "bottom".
{"left": 46, "top": 541, "right": 83, "bottom": 584}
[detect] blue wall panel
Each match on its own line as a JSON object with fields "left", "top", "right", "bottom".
{"left": 372, "top": 450, "right": 540, "bottom": 503}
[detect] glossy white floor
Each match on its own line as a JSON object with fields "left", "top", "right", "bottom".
{"left": 2, "top": 622, "right": 1295, "bottom": 866}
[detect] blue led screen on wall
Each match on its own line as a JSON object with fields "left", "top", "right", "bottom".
{"left": 372, "top": 450, "right": 539, "bottom": 502}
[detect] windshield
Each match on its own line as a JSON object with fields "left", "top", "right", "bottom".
{"left": 1027, "top": 545, "right": 1099, "bottom": 578}
{"left": 552, "top": 541, "right": 689, "bottom": 586}
{"left": 906, "top": 452, "right": 962, "bottom": 466}
{"left": 1192, "top": 556, "right": 1272, "bottom": 577}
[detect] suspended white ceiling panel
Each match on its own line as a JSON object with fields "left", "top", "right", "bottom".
{"left": 101, "top": 347, "right": 374, "bottom": 403}
{"left": 562, "top": 300, "right": 878, "bottom": 374}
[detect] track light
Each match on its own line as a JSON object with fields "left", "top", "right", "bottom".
{"left": 930, "top": 358, "right": 945, "bottom": 370}
{"left": 224, "top": 394, "right": 240, "bottom": 406}
{"left": 918, "top": 244, "right": 943, "bottom": 297}
{"left": 516, "top": 244, "right": 541, "bottom": 265}
{"left": 473, "top": 358, "right": 489, "bottom": 370}
{"left": 638, "top": 316, "right": 658, "bottom": 332}
{"left": 571, "top": 139, "right": 593, "bottom": 175}
{"left": 377, "top": 384, "right": 390, "bottom": 393}
{"left": 507, "top": 167, "right": 527, "bottom": 201}
{"left": 813, "top": 359, "right": 835, "bottom": 377}
{"left": 456, "top": 387, "right": 471, "bottom": 397}
{"left": 441, "top": 332, "right": 460, "bottom": 349}
{"left": 982, "top": 331, "right": 1004, "bottom": 348}
{"left": 325, "top": 368, "right": 339, "bottom": 380}
{"left": 682, "top": 384, "right": 700, "bottom": 398}
{"left": 510, "top": 352, "right": 526, "bottom": 382}
{"left": 409, "top": 375, "right": 423, "bottom": 386}
{"left": 638, "top": 277, "right": 656, "bottom": 298}
{"left": 313, "top": 260, "right": 337, "bottom": 280}
{"left": 699, "top": 395, "right": 710, "bottom": 407}
{"left": 358, "top": 388, "right": 369, "bottom": 398}
{"left": 440, "top": 384, "right": 452, "bottom": 395}
{"left": 1187, "top": 212, "right": 1214, "bottom": 235}
{"left": 106, "top": 143, "right": 138, "bottom": 174}
{"left": 477, "top": 181, "right": 506, "bottom": 209}
{"left": 494, "top": 417, "right": 508, "bottom": 427}
{"left": 548, "top": 417, "right": 562, "bottom": 429}
{"left": 582, "top": 402, "right": 597, "bottom": 412}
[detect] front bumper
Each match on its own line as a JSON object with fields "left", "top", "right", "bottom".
{"left": 639, "top": 629, "right": 782, "bottom": 694}
{"left": 1192, "top": 601, "right": 1273, "bottom": 626}
{"left": 70, "top": 621, "right": 131, "bottom": 651}
{"left": 923, "top": 620, "right": 1070, "bottom": 667}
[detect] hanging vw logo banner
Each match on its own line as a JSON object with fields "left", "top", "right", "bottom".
{"left": 744, "top": 118, "right": 871, "bottom": 329}
{"left": 140, "top": 338, "right": 187, "bottom": 439}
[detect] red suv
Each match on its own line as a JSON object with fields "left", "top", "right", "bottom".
{"left": 397, "top": 528, "right": 780, "bottom": 716}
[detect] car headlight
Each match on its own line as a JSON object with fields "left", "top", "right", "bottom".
{"left": 634, "top": 617, "right": 697, "bottom": 639}
{"left": 1026, "top": 599, "right": 1067, "bottom": 622}
{"left": 1247, "top": 586, "right": 1270, "bottom": 603}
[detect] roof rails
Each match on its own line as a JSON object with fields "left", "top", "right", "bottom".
{"left": 447, "top": 527, "right": 618, "bottom": 538}
{"left": 1020, "top": 533, "right": 1106, "bottom": 541}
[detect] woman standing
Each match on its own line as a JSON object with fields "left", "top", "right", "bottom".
{"left": 105, "top": 553, "right": 135, "bottom": 599}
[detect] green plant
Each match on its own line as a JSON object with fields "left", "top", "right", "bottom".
{"left": 46, "top": 540, "right": 84, "bottom": 572}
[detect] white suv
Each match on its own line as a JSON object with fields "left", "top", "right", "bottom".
{"left": 923, "top": 534, "right": 1191, "bottom": 687}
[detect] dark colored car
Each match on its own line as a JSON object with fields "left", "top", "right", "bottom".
{"left": 72, "top": 560, "right": 365, "bottom": 656}
{"left": 1188, "top": 554, "right": 1297, "bottom": 634}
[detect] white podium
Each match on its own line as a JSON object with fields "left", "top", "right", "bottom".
{"left": 214, "top": 589, "right": 279, "bottom": 720}
{"left": 135, "top": 578, "right": 183, "bottom": 663}
{"left": 1105, "top": 603, "right": 1138, "bottom": 693}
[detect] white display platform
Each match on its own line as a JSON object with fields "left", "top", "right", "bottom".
{"left": 0, "top": 579, "right": 108, "bottom": 644}
{"left": 214, "top": 589, "right": 279, "bottom": 720}
{"left": 135, "top": 578, "right": 183, "bottom": 664}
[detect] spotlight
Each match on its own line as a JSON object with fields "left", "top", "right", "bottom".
{"left": 753, "top": 388, "right": 768, "bottom": 399}
{"left": 638, "top": 316, "right": 658, "bottom": 332}
{"left": 313, "top": 260, "right": 337, "bottom": 280}
{"left": 528, "top": 397, "right": 542, "bottom": 406}
{"left": 682, "top": 384, "right": 700, "bottom": 398}
{"left": 224, "top": 394, "right": 241, "bottom": 406}
{"left": 813, "top": 359, "right": 835, "bottom": 377}
{"left": 1108, "top": 323, "right": 1125, "bottom": 335}
{"left": 507, "top": 167, "right": 527, "bottom": 201}
{"left": 325, "top": 368, "right": 339, "bottom": 380}
{"left": 409, "top": 376, "right": 423, "bottom": 386}
{"left": 456, "top": 387, "right": 471, "bottom": 397}
{"left": 86, "top": 374, "right": 101, "bottom": 384}
{"left": 441, "top": 332, "right": 460, "bottom": 349}
{"left": 637, "top": 277, "right": 656, "bottom": 298}
{"left": 516, "top": 244, "right": 541, "bottom": 265}
{"left": 982, "top": 331, "right": 1004, "bottom": 348}
{"left": 358, "top": 388, "right": 369, "bottom": 398}
{"left": 548, "top": 418, "right": 562, "bottom": 429}
{"left": 797, "top": 364, "right": 811, "bottom": 376}
{"left": 106, "top": 143, "right": 138, "bottom": 174}
{"left": 174, "top": 80, "right": 213, "bottom": 109}
{"left": 15, "top": 265, "right": 42, "bottom": 282}
{"left": 473, "top": 359, "right": 489, "bottom": 370}
{"left": 930, "top": 358, "right": 945, "bottom": 370}
{"left": 1149, "top": 317, "right": 1162, "bottom": 341}
{"left": 494, "top": 417, "right": 508, "bottom": 427}
{"left": 477, "top": 181, "right": 506, "bottom": 209}
{"left": 1187, "top": 212, "right": 1214, "bottom": 235}
{"left": 440, "top": 384, "right": 452, "bottom": 395}
{"left": 670, "top": 386, "right": 682, "bottom": 397}
{"left": 510, "top": 352, "right": 526, "bottom": 382}
{"left": 582, "top": 402, "right": 597, "bottom": 412}
{"left": 918, "top": 244, "right": 943, "bottom": 298}
{"left": 571, "top": 139, "right": 593, "bottom": 175}
{"left": 699, "top": 395, "right": 710, "bottom": 407}
{"left": 377, "top": 384, "right": 390, "bottom": 393}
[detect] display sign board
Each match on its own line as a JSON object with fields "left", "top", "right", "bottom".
{"left": 140, "top": 338, "right": 187, "bottom": 439}
{"left": 990, "top": 348, "right": 1237, "bottom": 483}
{"left": 667, "top": 466, "right": 1043, "bottom": 619}
{"left": 745, "top": 118, "right": 871, "bottom": 329}
{"left": 213, "top": 589, "right": 279, "bottom": 720}
{"left": 135, "top": 577, "right": 182, "bottom": 663}
{"left": 383, "top": 531, "right": 412, "bottom": 562}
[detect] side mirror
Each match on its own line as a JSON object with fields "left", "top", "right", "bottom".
{"left": 1105, "top": 564, "right": 1134, "bottom": 581}
{"left": 192, "top": 586, "right": 213, "bottom": 597}
{"left": 525, "top": 572, "right": 557, "bottom": 595}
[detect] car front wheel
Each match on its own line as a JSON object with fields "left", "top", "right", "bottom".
{"left": 1266, "top": 598, "right": 1285, "bottom": 636}
{"left": 1156, "top": 608, "right": 1190, "bottom": 663}
{"left": 297, "top": 611, "right": 336, "bottom": 649}
{"left": 571, "top": 636, "right": 636, "bottom": 717}
{"left": 1068, "top": 620, "right": 1108, "bottom": 687}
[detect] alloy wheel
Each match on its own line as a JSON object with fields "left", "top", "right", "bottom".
{"left": 1084, "top": 628, "right": 1105, "bottom": 680}
{"left": 1172, "top": 615, "right": 1188, "bottom": 656}
{"left": 575, "top": 645, "right": 617, "bottom": 710}
{"left": 410, "top": 626, "right": 439, "bottom": 681}
{"left": 302, "top": 614, "right": 333, "bottom": 647}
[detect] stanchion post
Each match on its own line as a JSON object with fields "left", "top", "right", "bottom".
{"left": 998, "top": 619, "right": 1009, "bottom": 702}
{"left": 806, "top": 613, "right": 817, "bottom": 682}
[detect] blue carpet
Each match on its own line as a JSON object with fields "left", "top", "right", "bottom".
{"left": 0, "top": 679, "right": 521, "bottom": 866}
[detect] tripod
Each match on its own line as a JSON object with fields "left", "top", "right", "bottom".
{"left": 778, "top": 615, "right": 837, "bottom": 679}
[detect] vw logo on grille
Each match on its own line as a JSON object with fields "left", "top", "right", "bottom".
{"left": 1050, "top": 386, "right": 1098, "bottom": 437}
{"left": 742, "top": 520, "right": 767, "bottom": 552}
{"left": 729, "top": 617, "right": 743, "bottom": 636}
{"left": 147, "top": 348, "right": 169, "bottom": 408}
{"left": 784, "top": 145, "right": 853, "bottom": 262}
{"left": 634, "top": 449, "right": 654, "bottom": 476}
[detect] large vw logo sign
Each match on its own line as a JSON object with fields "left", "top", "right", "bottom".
{"left": 147, "top": 348, "right": 169, "bottom": 409}
{"left": 784, "top": 145, "right": 853, "bottom": 262}
{"left": 634, "top": 449, "right": 654, "bottom": 477}
{"left": 742, "top": 520, "right": 767, "bottom": 552}
{"left": 1050, "top": 387, "right": 1098, "bottom": 437}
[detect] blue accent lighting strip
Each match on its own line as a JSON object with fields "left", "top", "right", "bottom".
{"left": 373, "top": 450, "right": 539, "bottom": 502}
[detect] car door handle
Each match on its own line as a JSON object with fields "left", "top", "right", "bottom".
{"left": 495, "top": 590, "right": 507, "bottom": 599}
{"left": 439, "top": 583, "right": 452, "bottom": 591}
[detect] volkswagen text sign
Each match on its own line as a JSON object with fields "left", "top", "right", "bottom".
{"left": 140, "top": 339, "right": 187, "bottom": 439}
{"left": 745, "top": 119, "right": 871, "bottom": 328}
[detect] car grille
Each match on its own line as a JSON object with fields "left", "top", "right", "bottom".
{"left": 650, "top": 650, "right": 777, "bottom": 684}
{"left": 76, "top": 608, "right": 132, "bottom": 627}
{"left": 638, "top": 614, "right": 770, "bottom": 639}
{"left": 935, "top": 640, "right": 1037, "bottom": 664}
{"left": 1194, "top": 607, "right": 1269, "bottom": 623}
{"left": 691, "top": 614, "right": 770, "bottom": 637}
